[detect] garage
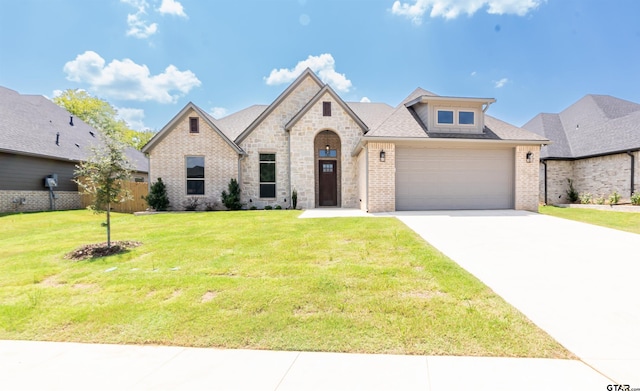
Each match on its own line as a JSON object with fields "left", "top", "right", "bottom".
{"left": 395, "top": 146, "right": 515, "bottom": 210}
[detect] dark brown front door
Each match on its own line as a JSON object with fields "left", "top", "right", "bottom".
{"left": 318, "top": 160, "right": 337, "bottom": 206}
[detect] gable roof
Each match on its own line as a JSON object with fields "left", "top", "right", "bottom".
{"left": 284, "top": 85, "right": 369, "bottom": 132}
{"left": 235, "top": 68, "right": 323, "bottom": 144}
{"left": 522, "top": 94, "right": 640, "bottom": 159}
{"left": 142, "top": 101, "right": 244, "bottom": 155}
{"left": 0, "top": 86, "right": 148, "bottom": 173}
{"left": 215, "top": 104, "right": 268, "bottom": 141}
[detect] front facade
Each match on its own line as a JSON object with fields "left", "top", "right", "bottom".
{"left": 143, "top": 69, "right": 547, "bottom": 212}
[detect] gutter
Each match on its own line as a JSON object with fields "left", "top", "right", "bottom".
{"left": 541, "top": 159, "right": 548, "bottom": 205}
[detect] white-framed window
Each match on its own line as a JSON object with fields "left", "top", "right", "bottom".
{"left": 259, "top": 153, "right": 276, "bottom": 198}
{"left": 436, "top": 108, "right": 476, "bottom": 126}
{"left": 186, "top": 156, "right": 205, "bottom": 195}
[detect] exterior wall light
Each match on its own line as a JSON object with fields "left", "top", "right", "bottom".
{"left": 526, "top": 151, "right": 533, "bottom": 163}
{"left": 380, "top": 150, "right": 386, "bottom": 162}
{"left": 325, "top": 144, "right": 330, "bottom": 154}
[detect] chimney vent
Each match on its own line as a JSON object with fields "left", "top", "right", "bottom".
{"left": 56, "top": 132, "right": 60, "bottom": 145}
{"left": 69, "top": 116, "right": 74, "bottom": 126}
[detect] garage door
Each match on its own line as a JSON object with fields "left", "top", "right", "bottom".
{"left": 396, "top": 147, "right": 514, "bottom": 210}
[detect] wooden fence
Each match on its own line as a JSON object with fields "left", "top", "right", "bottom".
{"left": 80, "top": 181, "right": 149, "bottom": 213}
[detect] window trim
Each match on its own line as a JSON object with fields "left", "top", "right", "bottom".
{"left": 186, "top": 156, "right": 205, "bottom": 195}
{"left": 259, "top": 153, "right": 276, "bottom": 199}
{"left": 189, "top": 117, "right": 199, "bottom": 133}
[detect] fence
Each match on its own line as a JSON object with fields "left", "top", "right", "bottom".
{"left": 80, "top": 181, "right": 149, "bottom": 213}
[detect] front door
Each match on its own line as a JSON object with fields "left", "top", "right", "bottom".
{"left": 318, "top": 160, "right": 337, "bottom": 206}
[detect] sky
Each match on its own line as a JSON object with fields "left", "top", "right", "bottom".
{"left": 1, "top": 0, "right": 639, "bottom": 133}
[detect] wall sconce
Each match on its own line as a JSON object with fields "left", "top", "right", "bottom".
{"left": 380, "top": 150, "right": 386, "bottom": 162}
{"left": 526, "top": 151, "right": 533, "bottom": 163}
{"left": 325, "top": 144, "right": 330, "bottom": 154}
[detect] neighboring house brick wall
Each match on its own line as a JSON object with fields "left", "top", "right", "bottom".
{"left": 541, "top": 160, "right": 573, "bottom": 204}
{"left": 240, "top": 76, "right": 321, "bottom": 209}
{"left": 515, "top": 145, "right": 540, "bottom": 211}
{"left": 367, "top": 142, "right": 395, "bottom": 213}
{"left": 147, "top": 109, "right": 238, "bottom": 210}
{"left": 0, "top": 190, "right": 80, "bottom": 213}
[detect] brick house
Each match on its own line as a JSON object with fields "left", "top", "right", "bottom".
{"left": 142, "top": 69, "right": 547, "bottom": 212}
{"left": 522, "top": 95, "right": 640, "bottom": 204}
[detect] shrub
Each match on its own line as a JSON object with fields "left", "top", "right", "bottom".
{"left": 144, "top": 178, "right": 170, "bottom": 211}
{"left": 595, "top": 196, "right": 605, "bottom": 205}
{"left": 631, "top": 192, "right": 640, "bottom": 206}
{"left": 249, "top": 206, "right": 257, "bottom": 210}
{"left": 221, "top": 178, "right": 243, "bottom": 210}
{"left": 183, "top": 197, "right": 200, "bottom": 211}
{"left": 264, "top": 205, "right": 273, "bottom": 210}
{"left": 579, "top": 193, "right": 592, "bottom": 205}
{"left": 292, "top": 189, "right": 298, "bottom": 209}
{"left": 204, "top": 199, "right": 219, "bottom": 211}
{"left": 566, "top": 179, "right": 579, "bottom": 203}
{"left": 609, "top": 191, "right": 621, "bottom": 205}
{"left": 274, "top": 205, "right": 282, "bottom": 210}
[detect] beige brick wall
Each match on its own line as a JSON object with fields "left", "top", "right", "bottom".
{"left": 514, "top": 145, "right": 540, "bottom": 211}
{"left": 357, "top": 148, "right": 367, "bottom": 211}
{"left": 542, "top": 151, "right": 640, "bottom": 204}
{"left": 147, "top": 108, "right": 239, "bottom": 211}
{"left": 0, "top": 190, "right": 81, "bottom": 213}
{"left": 367, "top": 142, "right": 395, "bottom": 213}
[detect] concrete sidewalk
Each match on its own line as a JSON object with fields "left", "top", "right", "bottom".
{"left": 0, "top": 340, "right": 610, "bottom": 391}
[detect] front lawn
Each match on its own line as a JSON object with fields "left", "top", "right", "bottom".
{"left": 0, "top": 210, "right": 570, "bottom": 358}
{"left": 539, "top": 206, "right": 640, "bottom": 234}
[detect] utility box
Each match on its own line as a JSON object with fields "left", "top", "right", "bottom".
{"left": 44, "top": 174, "right": 58, "bottom": 188}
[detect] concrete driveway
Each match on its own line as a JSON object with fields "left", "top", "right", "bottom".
{"left": 391, "top": 210, "right": 640, "bottom": 385}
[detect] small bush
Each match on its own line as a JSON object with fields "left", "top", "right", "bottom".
{"left": 292, "top": 190, "right": 298, "bottom": 209}
{"left": 274, "top": 205, "right": 282, "bottom": 210}
{"left": 264, "top": 205, "right": 273, "bottom": 210}
{"left": 631, "top": 192, "right": 640, "bottom": 206}
{"left": 204, "top": 199, "right": 219, "bottom": 211}
{"left": 595, "top": 196, "right": 605, "bottom": 205}
{"left": 249, "top": 206, "right": 257, "bottom": 210}
{"left": 609, "top": 191, "right": 621, "bottom": 205}
{"left": 144, "top": 178, "right": 170, "bottom": 211}
{"left": 566, "top": 179, "right": 579, "bottom": 203}
{"left": 183, "top": 197, "right": 200, "bottom": 211}
{"left": 579, "top": 193, "right": 592, "bottom": 204}
{"left": 221, "top": 178, "right": 243, "bottom": 210}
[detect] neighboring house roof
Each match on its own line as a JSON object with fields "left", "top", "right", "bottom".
{"left": 142, "top": 102, "right": 245, "bottom": 155}
{"left": 522, "top": 94, "right": 640, "bottom": 159}
{"left": 0, "top": 86, "right": 148, "bottom": 173}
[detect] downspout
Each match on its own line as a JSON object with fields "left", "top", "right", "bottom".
{"left": 288, "top": 130, "right": 292, "bottom": 209}
{"left": 541, "top": 159, "right": 548, "bottom": 205}
{"left": 628, "top": 151, "right": 636, "bottom": 197}
{"left": 237, "top": 153, "right": 245, "bottom": 200}
{"left": 365, "top": 144, "right": 369, "bottom": 213}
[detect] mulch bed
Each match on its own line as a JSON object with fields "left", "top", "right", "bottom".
{"left": 65, "top": 241, "right": 142, "bottom": 261}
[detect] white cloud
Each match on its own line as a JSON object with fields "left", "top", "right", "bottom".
{"left": 471, "top": 71, "right": 477, "bottom": 76}
{"left": 158, "top": 0, "right": 187, "bottom": 17}
{"left": 494, "top": 78, "right": 509, "bottom": 88}
{"left": 264, "top": 54, "right": 353, "bottom": 92}
{"left": 63, "top": 51, "right": 201, "bottom": 103}
{"left": 360, "top": 97, "right": 371, "bottom": 103}
{"left": 116, "top": 107, "right": 148, "bottom": 131}
{"left": 210, "top": 107, "right": 228, "bottom": 118}
{"left": 391, "top": 0, "right": 543, "bottom": 24}
{"left": 126, "top": 13, "right": 158, "bottom": 38}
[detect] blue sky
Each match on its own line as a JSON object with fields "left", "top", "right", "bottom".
{"left": 1, "top": 0, "right": 639, "bottom": 132}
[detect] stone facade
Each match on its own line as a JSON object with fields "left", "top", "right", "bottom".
{"left": 147, "top": 108, "right": 239, "bottom": 211}
{"left": 0, "top": 190, "right": 80, "bottom": 213}
{"left": 541, "top": 151, "right": 639, "bottom": 204}
{"left": 514, "top": 145, "right": 540, "bottom": 211}
{"left": 366, "top": 142, "right": 395, "bottom": 213}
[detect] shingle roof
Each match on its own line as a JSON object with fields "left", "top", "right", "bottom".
{"left": 0, "top": 86, "right": 148, "bottom": 172}
{"left": 522, "top": 94, "right": 640, "bottom": 158}
{"left": 215, "top": 105, "right": 268, "bottom": 141}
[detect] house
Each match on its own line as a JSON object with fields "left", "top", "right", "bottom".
{"left": 142, "top": 69, "right": 547, "bottom": 212}
{"left": 0, "top": 86, "right": 149, "bottom": 213}
{"left": 522, "top": 95, "right": 640, "bottom": 204}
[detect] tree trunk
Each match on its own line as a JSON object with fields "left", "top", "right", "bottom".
{"left": 107, "top": 202, "right": 111, "bottom": 248}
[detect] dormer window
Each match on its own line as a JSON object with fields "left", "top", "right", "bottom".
{"left": 436, "top": 109, "right": 475, "bottom": 126}
{"left": 437, "top": 110, "right": 454, "bottom": 124}
{"left": 459, "top": 111, "right": 475, "bottom": 125}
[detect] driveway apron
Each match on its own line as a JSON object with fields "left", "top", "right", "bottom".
{"left": 392, "top": 210, "right": 640, "bottom": 385}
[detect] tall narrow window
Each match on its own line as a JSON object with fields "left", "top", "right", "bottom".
{"left": 323, "top": 101, "right": 331, "bottom": 116}
{"left": 189, "top": 117, "right": 199, "bottom": 133}
{"left": 186, "top": 156, "right": 205, "bottom": 195}
{"left": 259, "top": 153, "right": 276, "bottom": 198}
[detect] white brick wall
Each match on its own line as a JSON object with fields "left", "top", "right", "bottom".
{"left": 0, "top": 190, "right": 81, "bottom": 213}
{"left": 515, "top": 145, "right": 540, "bottom": 211}
{"left": 367, "top": 142, "right": 395, "bottom": 213}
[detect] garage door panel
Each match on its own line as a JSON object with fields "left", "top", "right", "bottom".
{"left": 396, "top": 147, "right": 514, "bottom": 210}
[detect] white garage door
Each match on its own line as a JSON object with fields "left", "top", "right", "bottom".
{"left": 396, "top": 147, "right": 514, "bottom": 210}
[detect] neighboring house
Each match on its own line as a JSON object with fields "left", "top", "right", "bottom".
{"left": 522, "top": 95, "right": 640, "bottom": 204}
{"left": 0, "top": 86, "right": 149, "bottom": 213}
{"left": 142, "top": 69, "right": 547, "bottom": 212}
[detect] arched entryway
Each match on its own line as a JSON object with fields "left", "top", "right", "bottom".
{"left": 314, "top": 130, "right": 341, "bottom": 207}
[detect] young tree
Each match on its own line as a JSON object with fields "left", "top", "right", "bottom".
{"left": 221, "top": 178, "right": 243, "bottom": 210}
{"left": 144, "top": 178, "right": 170, "bottom": 211}
{"left": 75, "top": 128, "right": 132, "bottom": 248}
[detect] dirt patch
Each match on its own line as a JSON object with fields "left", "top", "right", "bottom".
{"left": 65, "top": 241, "right": 142, "bottom": 261}
{"left": 201, "top": 291, "right": 217, "bottom": 303}
{"left": 39, "top": 276, "right": 65, "bottom": 287}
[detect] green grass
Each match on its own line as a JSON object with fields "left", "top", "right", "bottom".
{"left": 539, "top": 206, "right": 640, "bottom": 234}
{"left": 0, "top": 210, "right": 570, "bottom": 358}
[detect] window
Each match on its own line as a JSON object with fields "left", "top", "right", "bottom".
{"left": 459, "top": 111, "right": 475, "bottom": 125}
{"left": 319, "top": 149, "right": 337, "bottom": 157}
{"left": 189, "top": 117, "right": 199, "bottom": 133}
{"left": 322, "top": 163, "right": 334, "bottom": 173}
{"left": 259, "top": 153, "right": 276, "bottom": 198}
{"left": 437, "top": 110, "right": 454, "bottom": 124}
{"left": 323, "top": 101, "right": 331, "bottom": 116}
{"left": 186, "top": 156, "right": 205, "bottom": 195}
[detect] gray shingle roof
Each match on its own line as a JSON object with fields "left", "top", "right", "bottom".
{"left": 522, "top": 94, "right": 640, "bottom": 158}
{"left": 215, "top": 105, "right": 268, "bottom": 141}
{"left": 0, "top": 86, "right": 148, "bottom": 172}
